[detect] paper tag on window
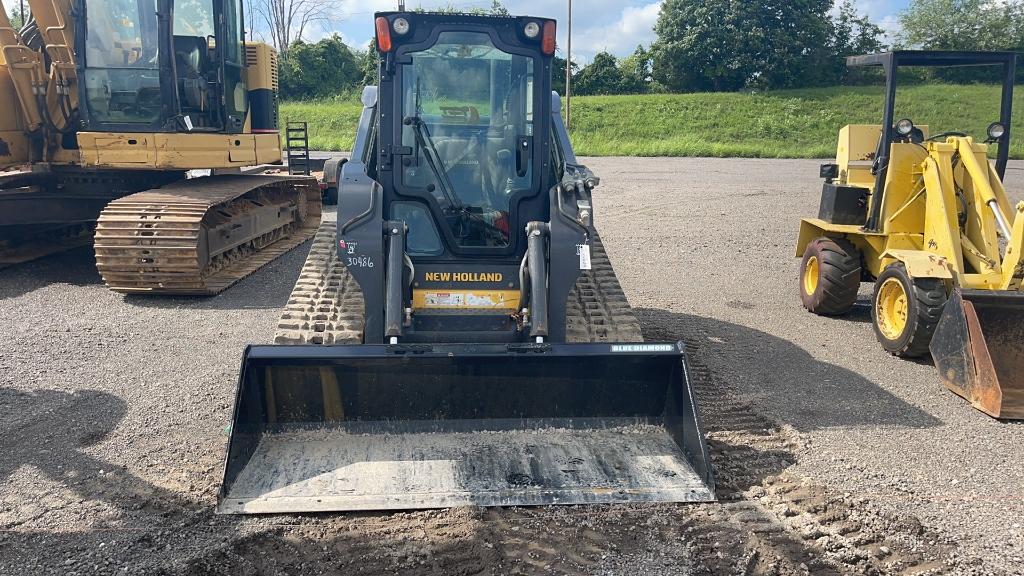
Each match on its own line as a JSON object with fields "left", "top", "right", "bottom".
{"left": 578, "top": 244, "right": 592, "bottom": 270}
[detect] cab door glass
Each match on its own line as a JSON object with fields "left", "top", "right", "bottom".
{"left": 83, "top": 0, "right": 161, "bottom": 125}
{"left": 221, "top": 0, "right": 248, "bottom": 131}
{"left": 172, "top": 0, "right": 217, "bottom": 125}
{"left": 399, "top": 31, "right": 535, "bottom": 249}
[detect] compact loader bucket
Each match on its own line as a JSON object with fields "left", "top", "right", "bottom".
{"left": 931, "top": 289, "right": 1024, "bottom": 419}
{"left": 217, "top": 342, "right": 715, "bottom": 513}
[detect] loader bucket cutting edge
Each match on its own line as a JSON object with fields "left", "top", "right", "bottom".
{"left": 931, "top": 289, "right": 1024, "bottom": 420}
{"left": 217, "top": 342, "right": 715, "bottom": 513}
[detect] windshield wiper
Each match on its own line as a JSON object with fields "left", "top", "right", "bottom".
{"left": 404, "top": 115, "right": 462, "bottom": 212}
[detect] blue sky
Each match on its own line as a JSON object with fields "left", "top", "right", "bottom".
{"left": 295, "top": 0, "right": 911, "bottom": 62}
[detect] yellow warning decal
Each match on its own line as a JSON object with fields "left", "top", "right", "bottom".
{"left": 413, "top": 289, "right": 520, "bottom": 310}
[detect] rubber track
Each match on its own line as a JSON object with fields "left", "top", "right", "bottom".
{"left": 275, "top": 221, "right": 366, "bottom": 344}
{"left": 274, "top": 226, "right": 642, "bottom": 345}
{"left": 565, "top": 231, "right": 644, "bottom": 343}
{"left": 94, "top": 175, "right": 321, "bottom": 295}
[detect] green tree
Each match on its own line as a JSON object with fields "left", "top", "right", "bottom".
{"left": 8, "top": 6, "right": 27, "bottom": 30}
{"left": 552, "top": 54, "right": 580, "bottom": 96}
{"left": 573, "top": 52, "right": 625, "bottom": 95}
{"left": 489, "top": 0, "right": 509, "bottom": 16}
{"left": 827, "top": 0, "right": 886, "bottom": 84}
{"left": 279, "top": 35, "right": 362, "bottom": 99}
{"left": 650, "top": 0, "right": 834, "bottom": 92}
{"left": 898, "top": 0, "right": 1024, "bottom": 51}
{"left": 617, "top": 45, "right": 652, "bottom": 93}
{"left": 898, "top": 0, "right": 1024, "bottom": 81}
{"left": 359, "top": 39, "right": 380, "bottom": 87}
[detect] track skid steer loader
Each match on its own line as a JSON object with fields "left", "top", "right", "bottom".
{"left": 796, "top": 51, "right": 1023, "bottom": 419}
{"left": 218, "top": 12, "right": 715, "bottom": 513}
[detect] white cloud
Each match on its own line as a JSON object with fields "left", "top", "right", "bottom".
{"left": 851, "top": 0, "right": 904, "bottom": 44}
{"left": 571, "top": 1, "right": 661, "bottom": 61}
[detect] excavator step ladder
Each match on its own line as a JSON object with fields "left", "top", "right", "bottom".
{"left": 286, "top": 122, "right": 311, "bottom": 176}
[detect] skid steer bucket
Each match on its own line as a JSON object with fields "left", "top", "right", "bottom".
{"left": 217, "top": 342, "right": 715, "bottom": 513}
{"left": 931, "top": 289, "right": 1024, "bottom": 419}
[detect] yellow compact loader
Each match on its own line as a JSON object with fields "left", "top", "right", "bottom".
{"left": 797, "top": 51, "right": 1022, "bottom": 419}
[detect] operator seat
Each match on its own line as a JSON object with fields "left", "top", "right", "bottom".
{"left": 173, "top": 36, "right": 211, "bottom": 114}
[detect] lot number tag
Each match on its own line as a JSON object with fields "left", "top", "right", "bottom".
{"left": 577, "top": 244, "right": 592, "bottom": 270}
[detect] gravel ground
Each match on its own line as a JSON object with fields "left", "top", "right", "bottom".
{"left": 0, "top": 157, "right": 1021, "bottom": 575}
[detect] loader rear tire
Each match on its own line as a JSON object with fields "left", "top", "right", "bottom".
{"left": 871, "top": 263, "right": 947, "bottom": 358}
{"left": 799, "top": 237, "right": 861, "bottom": 316}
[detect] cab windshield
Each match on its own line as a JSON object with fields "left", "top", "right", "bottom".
{"left": 400, "top": 31, "right": 535, "bottom": 248}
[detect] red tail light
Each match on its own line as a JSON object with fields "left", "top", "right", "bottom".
{"left": 376, "top": 17, "right": 392, "bottom": 52}
{"left": 541, "top": 21, "right": 556, "bottom": 55}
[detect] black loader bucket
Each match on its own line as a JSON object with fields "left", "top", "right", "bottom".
{"left": 931, "top": 289, "right": 1024, "bottom": 419}
{"left": 217, "top": 342, "right": 715, "bottom": 513}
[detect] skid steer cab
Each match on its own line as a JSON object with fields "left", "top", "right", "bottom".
{"left": 796, "top": 50, "right": 1022, "bottom": 419}
{"left": 217, "top": 12, "right": 715, "bottom": 514}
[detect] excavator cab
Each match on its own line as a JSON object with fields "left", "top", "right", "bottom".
{"left": 218, "top": 12, "right": 715, "bottom": 513}
{"left": 1, "top": 0, "right": 316, "bottom": 290}
{"left": 796, "top": 51, "right": 1023, "bottom": 419}
{"left": 78, "top": 0, "right": 249, "bottom": 132}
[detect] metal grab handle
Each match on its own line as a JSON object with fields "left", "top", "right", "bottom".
{"left": 525, "top": 221, "right": 549, "bottom": 340}
{"left": 384, "top": 221, "right": 407, "bottom": 343}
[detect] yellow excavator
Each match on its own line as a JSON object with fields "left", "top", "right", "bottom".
{"left": 0, "top": 0, "right": 319, "bottom": 294}
{"left": 797, "top": 51, "right": 1022, "bottom": 419}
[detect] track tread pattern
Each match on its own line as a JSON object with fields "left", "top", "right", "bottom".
{"left": 274, "top": 227, "right": 642, "bottom": 345}
{"left": 275, "top": 222, "right": 365, "bottom": 344}
{"left": 94, "top": 176, "right": 321, "bottom": 295}
{"left": 565, "top": 231, "right": 644, "bottom": 343}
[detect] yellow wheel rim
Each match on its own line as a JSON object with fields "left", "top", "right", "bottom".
{"left": 876, "top": 277, "right": 909, "bottom": 340}
{"left": 803, "top": 256, "right": 819, "bottom": 296}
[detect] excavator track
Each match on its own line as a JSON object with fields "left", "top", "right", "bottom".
{"left": 274, "top": 221, "right": 641, "bottom": 344}
{"left": 0, "top": 223, "right": 94, "bottom": 268}
{"left": 94, "top": 174, "right": 321, "bottom": 295}
{"left": 0, "top": 169, "right": 182, "bottom": 268}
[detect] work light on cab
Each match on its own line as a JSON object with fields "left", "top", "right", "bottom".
{"left": 895, "top": 118, "right": 915, "bottom": 137}
{"left": 393, "top": 17, "right": 410, "bottom": 35}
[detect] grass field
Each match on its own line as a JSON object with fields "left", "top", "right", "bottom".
{"left": 281, "top": 84, "right": 1024, "bottom": 158}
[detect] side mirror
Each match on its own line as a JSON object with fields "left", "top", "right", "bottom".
{"left": 819, "top": 163, "right": 839, "bottom": 182}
